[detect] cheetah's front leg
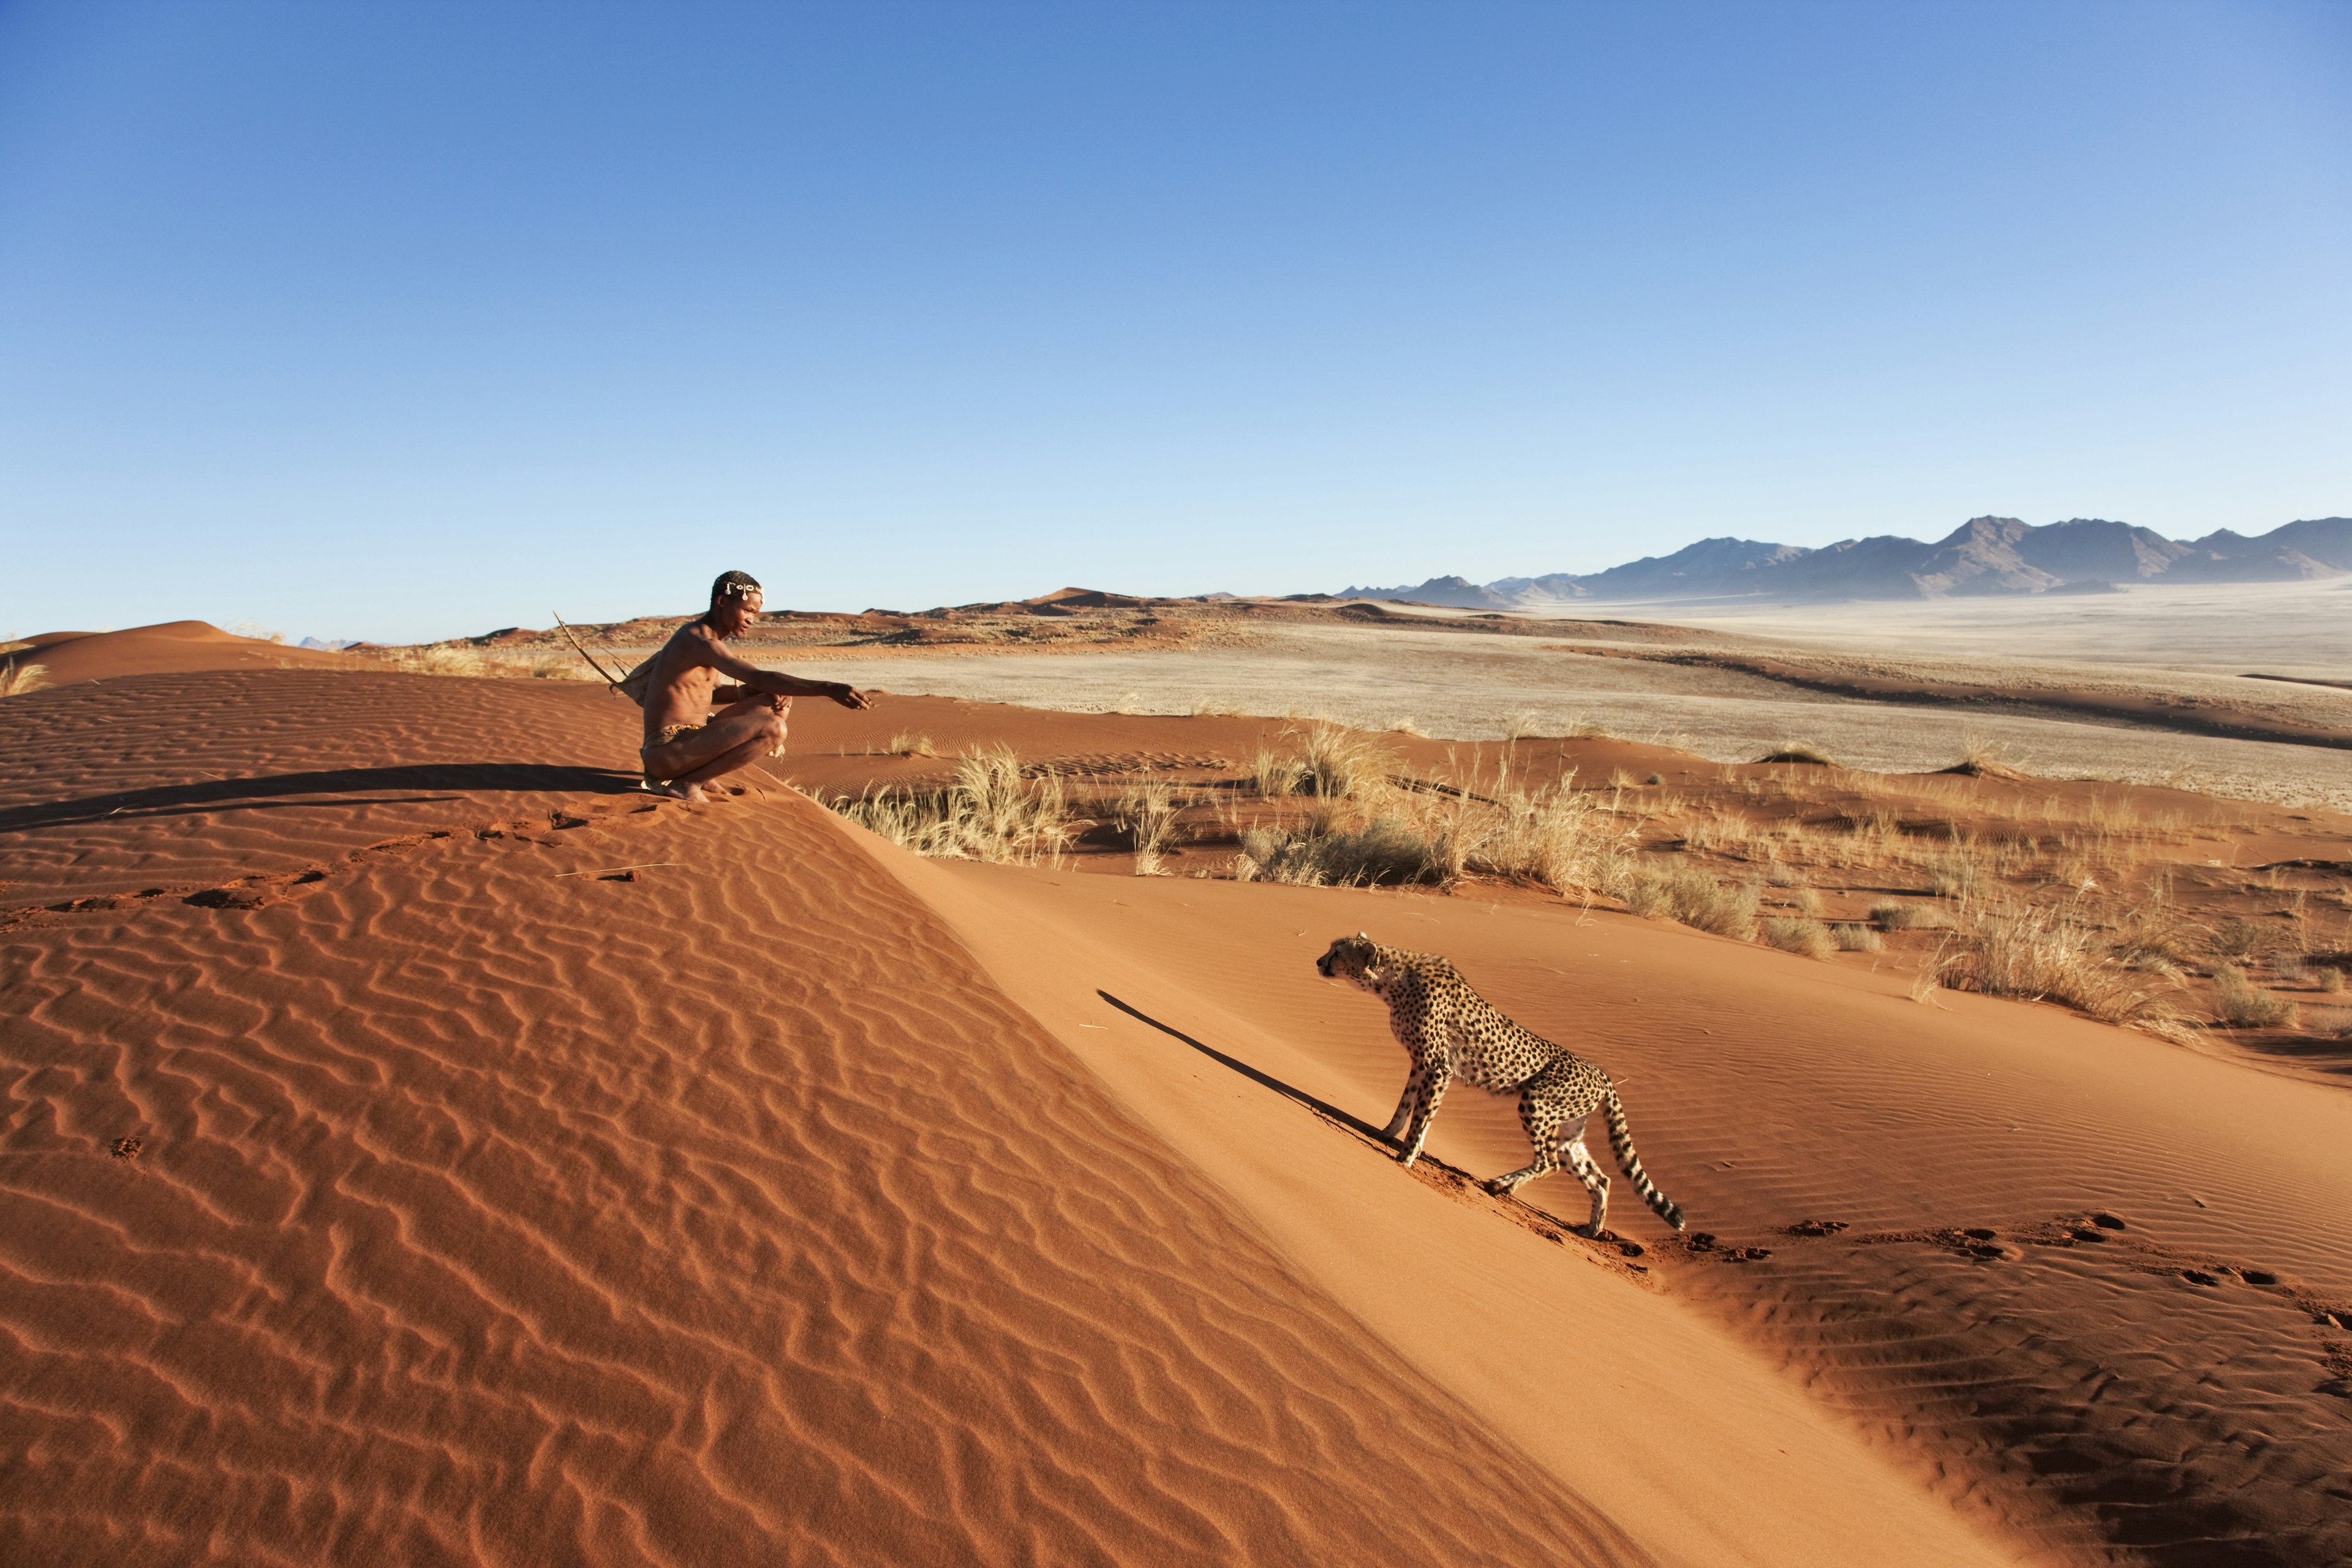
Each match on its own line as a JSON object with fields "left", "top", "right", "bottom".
{"left": 1395, "top": 1057, "right": 1452, "bottom": 1169}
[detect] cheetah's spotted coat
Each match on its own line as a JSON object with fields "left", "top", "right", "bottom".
{"left": 1316, "top": 933, "right": 1686, "bottom": 1235}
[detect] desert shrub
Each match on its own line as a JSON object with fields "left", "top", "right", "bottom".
{"left": 1625, "top": 865, "right": 1759, "bottom": 941}
{"left": 1235, "top": 816, "right": 1436, "bottom": 886}
{"left": 2211, "top": 917, "right": 2277, "bottom": 960}
{"left": 827, "top": 746, "right": 1071, "bottom": 865}
{"left": 1763, "top": 917, "right": 1836, "bottom": 961}
{"left": 887, "top": 731, "right": 938, "bottom": 758}
{"left": 1871, "top": 900, "right": 1937, "bottom": 930}
{"left": 1646, "top": 772, "right": 1665, "bottom": 786}
{"left": 2301, "top": 1003, "right": 2352, "bottom": 1039}
{"left": 0, "top": 659, "right": 49, "bottom": 698}
{"left": 2323, "top": 966, "right": 2346, "bottom": 995}
{"left": 1832, "top": 923, "right": 1883, "bottom": 952}
{"left": 1931, "top": 899, "right": 2190, "bottom": 1041}
{"left": 1388, "top": 716, "right": 1425, "bottom": 736}
{"left": 2211, "top": 965, "right": 2298, "bottom": 1030}
{"left": 1756, "top": 744, "right": 1836, "bottom": 766}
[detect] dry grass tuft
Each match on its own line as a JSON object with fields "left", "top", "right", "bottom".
{"left": 1943, "top": 736, "right": 2026, "bottom": 780}
{"left": 1831, "top": 923, "right": 1883, "bottom": 952}
{"left": 1250, "top": 747, "right": 1303, "bottom": 799}
{"left": 0, "top": 659, "right": 50, "bottom": 698}
{"left": 1625, "top": 865, "right": 1760, "bottom": 940}
{"left": 886, "top": 731, "right": 938, "bottom": 758}
{"left": 1235, "top": 818, "right": 1436, "bottom": 886}
{"left": 1297, "top": 721, "right": 1395, "bottom": 800}
{"left": 1872, "top": 900, "right": 1948, "bottom": 931}
{"left": 1114, "top": 778, "right": 1182, "bottom": 875}
{"left": 1931, "top": 898, "right": 2192, "bottom": 1041}
{"left": 1763, "top": 917, "right": 1837, "bottom": 960}
{"left": 826, "top": 747, "right": 1071, "bottom": 865}
{"left": 2211, "top": 965, "right": 2298, "bottom": 1030}
{"left": 1447, "top": 779, "right": 1634, "bottom": 897}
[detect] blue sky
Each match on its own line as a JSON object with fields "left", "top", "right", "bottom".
{"left": 2, "top": 1, "right": 2346, "bottom": 642}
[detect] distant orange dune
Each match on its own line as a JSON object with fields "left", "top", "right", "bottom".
{"left": 14, "top": 619, "right": 353, "bottom": 686}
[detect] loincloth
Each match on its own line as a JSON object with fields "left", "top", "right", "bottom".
{"left": 648, "top": 722, "right": 704, "bottom": 750}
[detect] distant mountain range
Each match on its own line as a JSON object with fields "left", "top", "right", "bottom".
{"left": 1338, "top": 515, "right": 2352, "bottom": 608}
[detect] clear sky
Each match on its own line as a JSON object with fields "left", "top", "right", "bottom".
{"left": 2, "top": 1, "right": 2346, "bottom": 643}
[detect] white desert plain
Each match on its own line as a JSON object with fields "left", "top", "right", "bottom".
{"left": 2, "top": 578, "right": 2349, "bottom": 1568}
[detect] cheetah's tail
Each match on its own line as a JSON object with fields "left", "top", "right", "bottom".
{"left": 1601, "top": 1085, "right": 1685, "bottom": 1231}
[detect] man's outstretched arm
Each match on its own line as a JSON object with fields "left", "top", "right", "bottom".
{"left": 696, "top": 631, "right": 873, "bottom": 708}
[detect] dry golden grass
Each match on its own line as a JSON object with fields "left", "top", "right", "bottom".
{"left": 0, "top": 658, "right": 50, "bottom": 698}
{"left": 1831, "top": 923, "right": 1883, "bottom": 952}
{"left": 1929, "top": 897, "right": 2193, "bottom": 1042}
{"left": 886, "top": 731, "right": 938, "bottom": 758}
{"left": 1298, "top": 721, "right": 1395, "bottom": 799}
{"left": 1113, "top": 778, "right": 1182, "bottom": 876}
{"left": 1250, "top": 747, "right": 1302, "bottom": 799}
{"left": 825, "top": 746, "right": 1072, "bottom": 866}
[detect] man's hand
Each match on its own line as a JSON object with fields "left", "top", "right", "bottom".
{"left": 833, "top": 683, "right": 875, "bottom": 710}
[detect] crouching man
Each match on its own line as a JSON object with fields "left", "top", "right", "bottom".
{"left": 638, "top": 570, "right": 873, "bottom": 801}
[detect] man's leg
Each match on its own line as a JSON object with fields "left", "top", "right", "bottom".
{"left": 642, "top": 699, "right": 786, "bottom": 802}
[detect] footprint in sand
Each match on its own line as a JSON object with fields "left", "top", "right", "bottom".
{"left": 110, "top": 1138, "right": 141, "bottom": 1159}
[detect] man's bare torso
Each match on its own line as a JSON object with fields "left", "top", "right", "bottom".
{"left": 641, "top": 620, "right": 739, "bottom": 747}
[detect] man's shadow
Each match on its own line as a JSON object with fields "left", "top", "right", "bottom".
{"left": 0, "top": 763, "right": 645, "bottom": 834}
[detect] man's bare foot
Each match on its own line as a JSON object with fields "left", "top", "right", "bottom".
{"left": 647, "top": 779, "right": 709, "bottom": 802}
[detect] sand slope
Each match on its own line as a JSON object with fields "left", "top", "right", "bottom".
{"left": 7, "top": 669, "right": 2349, "bottom": 1566}
{"left": 1, "top": 674, "right": 1660, "bottom": 1565}
{"left": 884, "top": 859, "right": 2352, "bottom": 1566}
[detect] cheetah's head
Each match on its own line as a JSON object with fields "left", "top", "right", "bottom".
{"left": 1315, "top": 933, "right": 1384, "bottom": 989}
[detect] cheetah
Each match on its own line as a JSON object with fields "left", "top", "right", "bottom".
{"left": 1316, "top": 933, "right": 1686, "bottom": 1236}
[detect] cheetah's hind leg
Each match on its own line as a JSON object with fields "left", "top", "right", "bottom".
{"left": 1559, "top": 1137, "right": 1611, "bottom": 1237}
{"left": 1485, "top": 1061, "right": 1576, "bottom": 1200}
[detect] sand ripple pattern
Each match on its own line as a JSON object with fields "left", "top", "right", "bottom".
{"left": 0, "top": 794, "right": 1638, "bottom": 1566}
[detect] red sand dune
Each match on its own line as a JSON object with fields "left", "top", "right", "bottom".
{"left": 3, "top": 668, "right": 2348, "bottom": 1566}
{"left": 12, "top": 620, "right": 356, "bottom": 688}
